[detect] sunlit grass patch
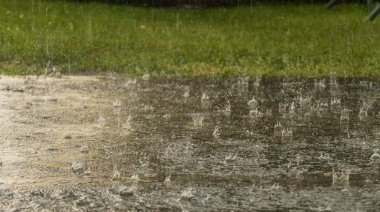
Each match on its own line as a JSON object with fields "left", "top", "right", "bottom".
{"left": 1, "top": 1, "right": 380, "bottom": 76}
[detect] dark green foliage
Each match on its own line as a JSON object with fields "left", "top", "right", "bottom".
{"left": 60, "top": 0, "right": 369, "bottom": 7}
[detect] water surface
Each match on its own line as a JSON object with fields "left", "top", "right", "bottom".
{"left": 0, "top": 75, "right": 379, "bottom": 211}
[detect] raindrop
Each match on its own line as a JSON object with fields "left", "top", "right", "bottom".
{"left": 127, "top": 114, "right": 132, "bottom": 122}
{"left": 271, "top": 183, "right": 281, "bottom": 189}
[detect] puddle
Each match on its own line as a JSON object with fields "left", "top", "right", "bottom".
{"left": 0, "top": 75, "right": 380, "bottom": 210}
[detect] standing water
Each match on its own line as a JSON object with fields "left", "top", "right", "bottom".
{"left": 0, "top": 76, "right": 379, "bottom": 210}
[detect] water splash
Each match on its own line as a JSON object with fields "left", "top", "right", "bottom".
{"left": 142, "top": 74, "right": 150, "bottom": 81}
{"left": 253, "top": 77, "right": 261, "bottom": 90}
{"left": 130, "top": 173, "right": 139, "bottom": 181}
{"left": 124, "top": 79, "right": 137, "bottom": 89}
{"left": 331, "top": 97, "right": 341, "bottom": 109}
{"left": 373, "top": 127, "right": 380, "bottom": 138}
{"left": 249, "top": 108, "right": 259, "bottom": 117}
{"left": 359, "top": 106, "right": 368, "bottom": 121}
{"left": 180, "top": 187, "right": 194, "bottom": 201}
{"left": 110, "top": 167, "right": 121, "bottom": 181}
{"left": 314, "top": 79, "right": 326, "bottom": 90}
{"left": 340, "top": 108, "right": 350, "bottom": 126}
{"left": 281, "top": 128, "right": 293, "bottom": 142}
{"left": 318, "top": 152, "right": 332, "bottom": 161}
{"left": 201, "top": 92, "right": 210, "bottom": 106}
{"left": 122, "top": 114, "right": 132, "bottom": 130}
{"left": 183, "top": 89, "right": 190, "bottom": 99}
{"left": 329, "top": 76, "right": 338, "bottom": 88}
{"left": 164, "top": 175, "right": 171, "bottom": 185}
{"left": 299, "top": 96, "right": 311, "bottom": 110}
{"left": 71, "top": 161, "right": 85, "bottom": 174}
{"left": 274, "top": 122, "right": 283, "bottom": 137}
{"left": 98, "top": 115, "right": 106, "bottom": 127}
{"left": 222, "top": 100, "right": 231, "bottom": 115}
{"left": 191, "top": 113, "right": 205, "bottom": 127}
{"left": 370, "top": 148, "right": 380, "bottom": 163}
{"left": 247, "top": 95, "right": 258, "bottom": 109}
{"left": 113, "top": 99, "right": 121, "bottom": 108}
{"left": 115, "top": 184, "right": 137, "bottom": 197}
{"left": 213, "top": 126, "right": 221, "bottom": 139}
{"left": 237, "top": 76, "right": 249, "bottom": 93}
{"left": 332, "top": 167, "right": 350, "bottom": 187}
{"left": 80, "top": 145, "right": 89, "bottom": 153}
{"left": 279, "top": 102, "right": 287, "bottom": 113}
{"left": 224, "top": 153, "right": 238, "bottom": 166}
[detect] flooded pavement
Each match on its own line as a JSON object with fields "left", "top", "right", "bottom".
{"left": 0, "top": 75, "right": 380, "bottom": 211}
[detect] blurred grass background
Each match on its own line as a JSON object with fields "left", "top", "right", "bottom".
{"left": 1, "top": 0, "right": 380, "bottom": 76}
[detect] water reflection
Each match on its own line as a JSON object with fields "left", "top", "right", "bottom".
{"left": 104, "top": 76, "right": 380, "bottom": 209}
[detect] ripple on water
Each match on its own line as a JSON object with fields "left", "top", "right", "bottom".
{"left": 0, "top": 76, "right": 380, "bottom": 210}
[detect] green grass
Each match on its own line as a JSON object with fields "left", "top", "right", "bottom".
{"left": 1, "top": 1, "right": 380, "bottom": 77}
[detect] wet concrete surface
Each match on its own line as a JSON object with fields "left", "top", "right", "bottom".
{"left": 0, "top": 75, "right": 380, "bottom": 211}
